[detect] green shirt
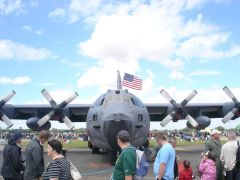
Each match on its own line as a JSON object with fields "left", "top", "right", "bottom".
{"left": 112, "top": 146, "right": 136, "bottom": 180}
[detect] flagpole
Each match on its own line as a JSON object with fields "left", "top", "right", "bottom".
{"left": 117, "top": 70, "right": 122, "bottom": 90}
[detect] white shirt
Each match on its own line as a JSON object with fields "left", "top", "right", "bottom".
{"left": 220, "top": 140, "right": 238, "bottom": 172}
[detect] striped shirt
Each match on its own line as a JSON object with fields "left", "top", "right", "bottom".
{"left": 42, "top": 156, "right": 70, "bottom": 180}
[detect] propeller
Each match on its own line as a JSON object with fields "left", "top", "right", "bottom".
{"left": 37, "top": 89, "right": 78, "bottom": 130}
{"left": 160, "top": 89, "right": 198, "bottom": 128}
{"left": 222, "top": 86, "right": 240, "bottom": 123}
{"left": 0, "top": 91, "right": 15, "bottom": 128}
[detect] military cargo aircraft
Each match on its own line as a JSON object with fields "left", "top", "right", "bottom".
{"left": 0, "top": 72, "right": 239, "bottom": 157}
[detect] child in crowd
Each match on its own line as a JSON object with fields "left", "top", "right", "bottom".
{"left": 179, "top": 160, "right": 192, "bottom": 180}
{"left": 198, "top": 151, "right": 216, "bottom": 180}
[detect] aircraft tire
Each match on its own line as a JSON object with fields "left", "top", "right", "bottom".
{"left": 92, "top": 146, "right": 99, "bottom": 154}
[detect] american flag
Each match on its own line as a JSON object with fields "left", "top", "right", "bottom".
{"left": 122, "top": 73, "right": 142, "bottom": 90}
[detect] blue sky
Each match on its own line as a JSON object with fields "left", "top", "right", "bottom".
{"left": 0, "top": 0, "right": 240, "bottom": 130}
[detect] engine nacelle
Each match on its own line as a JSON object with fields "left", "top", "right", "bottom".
{"left": 27, "top": 117, "right": 51, "bottom": 131}
{"left": 187, "top": 116, "right": 211, "bottom": 130}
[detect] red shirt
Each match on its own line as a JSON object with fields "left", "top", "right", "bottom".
{"left": 179, "top": 167, "right": 192, "bottom": 180}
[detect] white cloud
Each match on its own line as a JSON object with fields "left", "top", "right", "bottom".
{"left": 77, "top": 59, "right": 139, "bottom": 90}
{"left": 22, "top": 25, "right": 44, "bottom": 36}
{"left": 169, "top": 70, "right": 185, "bottom": 80}
{"left": 22, "top": 25, "right": 32, "bottom": 32}
{"left": 0, "top": 76, "right": 31, "bottom": 85}
{"left": 0, "top": 40, "right": 53, "bottom": 61}
{"left": 71, "top": 0, "right": 240, "bottom": 93}
{"left": 48, "top": 8, "right": 66, "bottom": 20}
{"left": 190, "top": 70, "right": 221, "bottom": 76}
{"left": 76, "top": 0, "right": 240, "bottom": 84}
{"left": 177, "top": 34, "right": 240, "bottom": 59}
{"left": 0, "top": 0, "right": 22, "bottom": 15}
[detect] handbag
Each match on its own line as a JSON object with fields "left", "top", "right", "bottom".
{"left": 69, "top": 161, "right": 82, "bottom": 180}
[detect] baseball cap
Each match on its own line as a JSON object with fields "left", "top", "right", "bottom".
{"left": 117, "top": 130, "right": 130, "bottom": 141}
{"left": 11, "top": 131, "right": 23, "bottom": 141}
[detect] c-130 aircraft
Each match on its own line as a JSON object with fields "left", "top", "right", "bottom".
{"left": 0, "top": 72, "right": 239, "bottom": 158}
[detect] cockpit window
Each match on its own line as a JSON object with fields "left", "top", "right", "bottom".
{"left": 92, "top": 94, "right": 106, "bottom": 107}
{"left": 131, "top": 95, "right": 144, "bottom": 107}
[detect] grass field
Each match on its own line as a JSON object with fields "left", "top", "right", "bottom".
{"left": 20, "top": 139, "right": 227, "bottom": 149}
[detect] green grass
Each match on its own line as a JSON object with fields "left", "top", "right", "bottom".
{"left": 20, "top": 139, "right": 227, "bottom": 149}
{"left": 21, "top": 139, "right": 88, "bottom": 149}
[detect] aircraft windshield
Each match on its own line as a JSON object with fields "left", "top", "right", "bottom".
{"left": 92, "top": 94, "right": 106, "bottom": 107}
{"left": 131, "top": 95, "right": 144, "bottom": 107}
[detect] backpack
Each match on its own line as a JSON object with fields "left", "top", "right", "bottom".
{"left": 235, "top": 141, "right": 240, "bottom": 168}
{"left": 122, "top": 146, "right": 149, "bottom": 180}
{"left": 134, "top": 149, "right": 149, "bottom": 180}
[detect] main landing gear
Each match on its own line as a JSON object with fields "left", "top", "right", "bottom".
{"left": 88, "top": 140, "right": 100, "bottom": 154}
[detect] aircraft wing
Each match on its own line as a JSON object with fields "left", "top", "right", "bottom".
{"left": 3, "top": 104, "right": 90, "bottom": 122}
{"left": 146, "top": 103, "right": 224, "bottom": 122}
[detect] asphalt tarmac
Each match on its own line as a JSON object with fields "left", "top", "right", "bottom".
{"left": 0, "top": 145, "right": 204, "bottom": 180}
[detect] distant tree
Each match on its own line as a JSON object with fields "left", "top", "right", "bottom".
{"left": 215, "top": 126, "right": 225, "bottom": 132}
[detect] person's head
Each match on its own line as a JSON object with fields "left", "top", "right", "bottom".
{"left": 210, "top": 129, "right": 220, "bottom": 140}
{"left": 155, "top": 133, "right": 168, "bottom": 146}
{"left": 227, "top": 131, "right": 236, "bottom": 141}
{"left": 183, "top": 160, "right": 191, "bottom": 169}
{"left": 203, "top": 151, "right": 215, "bottom": 161}
{"left": 117, "top": 130, "right": 130, "bottom": 148}
{"left": 9, "top": 131, "right": 23, "bottom": 144}
{"left": 38, "top": 130, "right": 50, "bottom": 144}
{"left": 168, "top": 136, "right": 177, "bottom": 148}
{"left": 47, "top": 139, "right": 63, "bottom": 158}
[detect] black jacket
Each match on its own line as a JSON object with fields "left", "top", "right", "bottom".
{"left": 24, "top": 138, "right": 45, "bottom": 179}
{"left": 0, "top": 140, "right": 25, "bottom": 179}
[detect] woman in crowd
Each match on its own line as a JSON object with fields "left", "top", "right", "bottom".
{"left": 42, "top": 139, "right": 71, "bottom": 180}
{"left": 198, "top": 151, "right": 216, "bottom": 180}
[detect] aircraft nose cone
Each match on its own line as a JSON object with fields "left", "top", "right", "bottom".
{"left": 104, "top": 114, "right": 132, "bottom": 151}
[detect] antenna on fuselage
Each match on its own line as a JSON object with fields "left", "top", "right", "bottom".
{"left": 117, "top": 70, "right": 122, "bottom": 90}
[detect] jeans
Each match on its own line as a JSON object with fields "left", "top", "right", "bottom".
{"left": 225, "top": 168, "right": 240, "bottom": 180}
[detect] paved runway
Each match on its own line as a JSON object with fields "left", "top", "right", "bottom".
{"left": 0, "top": 145, "right": 204, "bottom": 180}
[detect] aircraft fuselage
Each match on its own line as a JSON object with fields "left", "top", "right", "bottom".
{"left": 86, "top": 89, "right": 150, "bottom": 151}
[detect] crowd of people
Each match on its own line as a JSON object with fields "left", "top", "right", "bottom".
{"left": 0, "top": 129, "right": 240, "bottom": 180}
{"left": 112, "top": 129, "right": 240, "bottom": 180}
{"left": 0, "top": 130, "right": 72, "bottom": 180}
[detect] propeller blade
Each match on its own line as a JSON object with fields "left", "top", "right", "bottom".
{"left": 62, "top": 116, "right": 75, "bottom": 130}
{"left": 185, "top": 115, "right": 198, "bottom": 128}
{"left": 64, "top": 92, "right": 78, "bottom": 105}
{"left": 2, "top": 90, "right": 16, "bottom": 105}
{"left": 160, "top": 89, "right": 176, "bottom": 105}
{"left": 1, "top": 114, "right": 13, "bottom": 128}
{"left": 222, "top": 108, "right": 238, "bottom": 123}
{"left": 160, "top": 114, "right": 173, "bottom": 127}
{"left": 41, "top": 89, "right": 57, "bottom": 106}
{"left": 223, "top": 86, "right": 238, "bottom": 104}
{"left": 181, "top": 90, "right": 198, "bottom": 106}
{"left": 37, "top": 111, "right": 54, "bottom": 127}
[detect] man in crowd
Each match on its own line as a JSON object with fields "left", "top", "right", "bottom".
{"left": 220, "top": 131, "right": 240, "bottom": 180}
{"left": 1, "top": 131, "right": 25, "bottom": 180}
{"left": 204, "top": 129, "right": 224, "bottom": 180}
{"left": 168, "top": 136, "right": 178, "bottom": 179}
{"left": 24, "top": 130, "right": 50, "bottom": 180}
{"left": 112, "top": 130, "right": 136, "bottom": 180}
{"left": 154, "top": 133, "right": 175, "bottom": 180}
